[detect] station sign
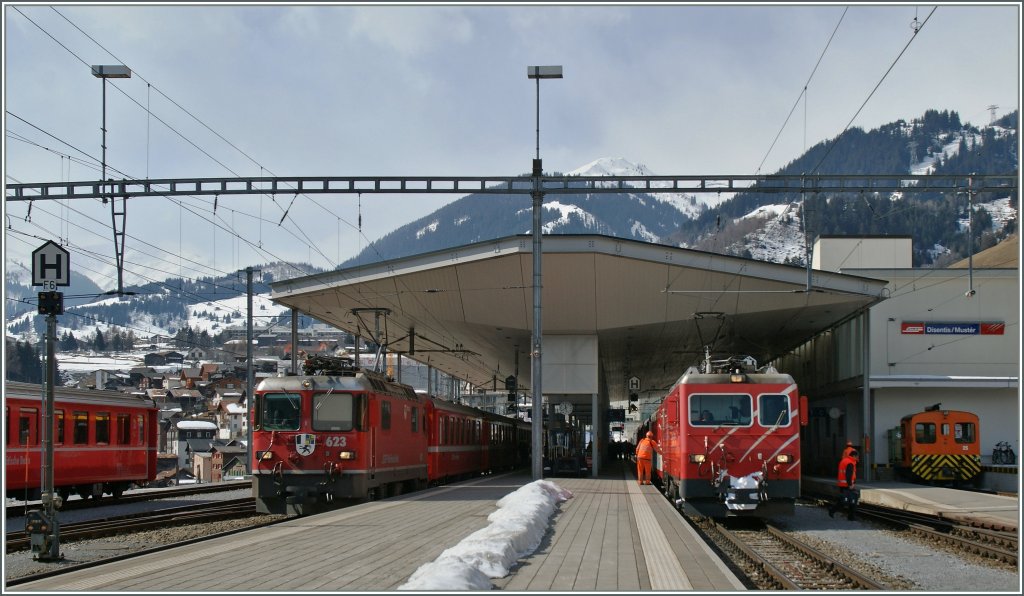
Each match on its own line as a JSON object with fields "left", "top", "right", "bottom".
{"left": 901, "top": 321, "right": 1004, "bottom": 335}
{"left": 32, "top": 241, "right": 70, "bottom": 290}
{"left": 627, "top": 376, "right": 640, "bottom": 391}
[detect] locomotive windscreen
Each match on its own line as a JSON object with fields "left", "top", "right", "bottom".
{"left": 689, "top": 394, "right": 752, "bottom": 425}
{"left": 759, "top": 394, "right": 791, "bottom": 426}
{"left": 313, "top": 392, "right": 357, "bottom": 432}
{"left": 261, "top": 392, "right": 301, "bottom": 430}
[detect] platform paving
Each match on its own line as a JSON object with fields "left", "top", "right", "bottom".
{"left": 9, "top": 459, "right": 745, "bottom": 592}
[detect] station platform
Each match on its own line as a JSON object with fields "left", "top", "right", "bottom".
{"left": 8, "top": 459, "right": 745, "bottom": 592}
{"left": 802, "top": 476, "right": 1019, "bottom": 532}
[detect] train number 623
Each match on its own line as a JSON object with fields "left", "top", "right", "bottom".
{"left": 324, "top": 436, "right": 347, "bottom": 447}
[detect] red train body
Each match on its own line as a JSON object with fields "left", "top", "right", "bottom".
{"left": 646, "top": 356, "right": 807, "bottom": 518}
{"left": 252, "top": 369, "right": 530, "bottom": 515}
{"left": 5, "top": 381, "right": 159, "bottom": 502}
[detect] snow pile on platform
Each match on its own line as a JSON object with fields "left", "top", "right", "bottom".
{"left": 397, "top": 479, "right": 573, "bottom": 590}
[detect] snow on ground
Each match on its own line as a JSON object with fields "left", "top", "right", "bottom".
{"left": 397, "top": 480, "right": 573, "bottom": 591}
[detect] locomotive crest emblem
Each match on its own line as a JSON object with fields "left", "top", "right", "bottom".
{"left": 295, "top": 433, "right": 316, "bottom": 456}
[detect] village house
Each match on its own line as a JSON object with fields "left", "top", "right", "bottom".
{"left": 144, "top": 350, "right": 185, "bottom": 367}
{"left": 169, "top": 419, "right": 218, "bottom": 476}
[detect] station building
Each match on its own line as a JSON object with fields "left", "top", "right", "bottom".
{"left": 774, "top": 235, "right": 1019, "bottom": 488}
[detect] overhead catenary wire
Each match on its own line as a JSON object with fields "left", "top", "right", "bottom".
{"left": 810, "top": 6, "right": 938, "bottom": 174}
{"left": 754, "top": 6, "right": 848, "bottom": 176}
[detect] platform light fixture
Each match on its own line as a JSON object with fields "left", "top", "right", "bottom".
{"left": 526, "top": 64, "right": 562, "bottom": 480}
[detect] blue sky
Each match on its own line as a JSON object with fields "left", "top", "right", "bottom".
{"left": 3, "top": 3, "right": 1020, "bottom": 290}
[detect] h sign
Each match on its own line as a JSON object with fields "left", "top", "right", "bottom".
{"left": 32, "top": 241, "right": 70, "bottom": 289}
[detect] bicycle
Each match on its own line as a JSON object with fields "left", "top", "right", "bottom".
{"left": 992, "top": 441, "right": 1016, "bottom": 465}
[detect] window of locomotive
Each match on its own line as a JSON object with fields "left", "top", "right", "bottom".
{"left": 381, "top": 400, "right": 392, "bottom": 430}
{"left": 95, "top": 412, "right": 110, "bottom": 444}
{"left": 758, "top": 394, "right": 791, "bottom": 427}
{"left": 311, "top": 392, "right": 356, "bottom": 432}
{"left": 411, "top": 406, "right": 418, "bottom": 433}
{"left": 261, "top": 393, "right": 301, "bottom": 431}
{"left": 953, "top": 420, "right": 976, "bottom": 444}
{"left": 73, "top": 411, "right": 89, "bottom": 444}
{"left": 688, "top": 393, "right": 752, "bottom": 426}
{"left": 915, "top": 422, "right": 937, "bottom": 444}
{"left": 18, "top": 408, "right": 37, "bottom": 445}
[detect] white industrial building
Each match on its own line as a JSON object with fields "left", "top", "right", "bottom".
{"left": 775, "top": 235, "right": 1019, "bottom": 489}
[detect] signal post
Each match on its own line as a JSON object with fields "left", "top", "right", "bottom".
{"left": 30, "top": 241, "right": 70, "bottom": 562}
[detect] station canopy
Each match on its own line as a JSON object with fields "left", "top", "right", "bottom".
{"left": 269, "top": 234, "right": 888, "bottom": 415}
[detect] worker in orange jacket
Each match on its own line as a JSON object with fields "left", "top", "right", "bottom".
{"left": 635, "top": 431, "right": 657, "bottom": 485}
{"left": 828, "top": 448, "right": 859, "bottom": 520}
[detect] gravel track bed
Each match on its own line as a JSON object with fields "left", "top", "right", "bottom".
{"left": 768, "top": 502, "right": 1019, "bottom": 591}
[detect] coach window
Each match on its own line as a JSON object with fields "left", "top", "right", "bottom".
{"left": 19, "top": 408, "right": 37, "bottom": 445}
{"left": 55, "top": 410, "right": 65, "bottom": 444}
{"left": 381, "top": 400, "right": 392, "bottom": 430}
{"left": 73, "top": 411, "right": 89, "bottom": 444}
{"left": 262, "top": 393, "right": 301, "bottom": 431}
{"left": 312, "top": 392, "right": 355, "bottom": 432}
{"left": 954, "top": 421, "right": 976, "bottom": 444}
{"left": 136, "top": 415, "right": 145, "bottom": 446}
{"left": 117, "top": 414, "right": 130, "bottom": 445}
{"left": 95, "top": 412, "right": 111, "bottom": 444}
{"left": 759, "top": 394, "right": 790, "bottom": 427}
{"left": 915, "top": 422, "right": 937, "bottom": 444}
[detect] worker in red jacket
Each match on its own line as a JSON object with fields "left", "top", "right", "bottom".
{"left": 828, "top": 449, "right": 859, "bottom": 520}
{"left": 635, "top": 431, "right": 657, "bottom": 485}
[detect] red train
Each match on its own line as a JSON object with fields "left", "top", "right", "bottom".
{"left": 645, "top": 355, "right": 807, "bottom": 518}
{"left": 888, "top": 404, "right": 982, "bottom": 486}
{"left": 5, "top": 381, "right": 159, "bottom": 502}
{"left": 251, "top": 361, "right": 530, "bottom": 515}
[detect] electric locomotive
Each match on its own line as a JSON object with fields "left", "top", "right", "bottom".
{"left": 887, "top": 404, "right": 981, "bottom": 486}
{"left": 5, "top": 381, "right": 159, "bottom": 502}
{"left": 251, "top": 356, "right": 529, "bottom": 515}
{"left": 648, "top": 355, "right": 807, "bottom": 518}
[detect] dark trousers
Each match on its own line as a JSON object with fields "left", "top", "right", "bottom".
{"left": 829, "top": 486, "right": 858, "bottom": 520}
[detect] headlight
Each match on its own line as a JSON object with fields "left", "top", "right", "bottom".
{"left": 730, "top": 373, "right": 746, "bottom": 383}
{"left": 339, "top": 451, "right": 356, "bottom": 460}
{"left": 689, "top": 454, "right": 706, "bottom": 463}
{"left": 258, "top": 451, "right": 274, "bottom": 460}
{"left": 776, "top": 454, "right": 791, "bottom": 463}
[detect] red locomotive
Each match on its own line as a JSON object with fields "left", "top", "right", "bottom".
{"left": 252, "top": 357, "right": 530, "bottom": 515}
{"left": 5, "top": 381, "right": 159, "bottom": 502}
{"left": 888, "top": 404, "right": 982, "bottom": 486}
{"left": 645, "top": 354, "right": 807, "bottom": 517}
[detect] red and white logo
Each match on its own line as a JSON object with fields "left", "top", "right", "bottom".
{"left": 901, "top": 322, "right": 925, "bottom": 334}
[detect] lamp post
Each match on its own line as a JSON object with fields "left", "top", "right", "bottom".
{"left": 526, "top": 65, "right": 562, "bottom": 480}
{"left": 91, "top": 65, "right": 132, "bottom": 296}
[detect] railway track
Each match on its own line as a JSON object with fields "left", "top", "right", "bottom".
{"left": 6, "top": 480, "right": 252, "bottom": 519}
{"left": 850, "top": 502, "right": 1018, "bottom": 568}
{"left": 5, "top": 498, "right": 258, "bottom": 553}
{"left": 693, "top": 517, "right": 888, "bottom": 590}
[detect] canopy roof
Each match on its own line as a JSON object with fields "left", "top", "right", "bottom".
{"left": 271, "top": 235, "right": 888, "bottom": 419}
